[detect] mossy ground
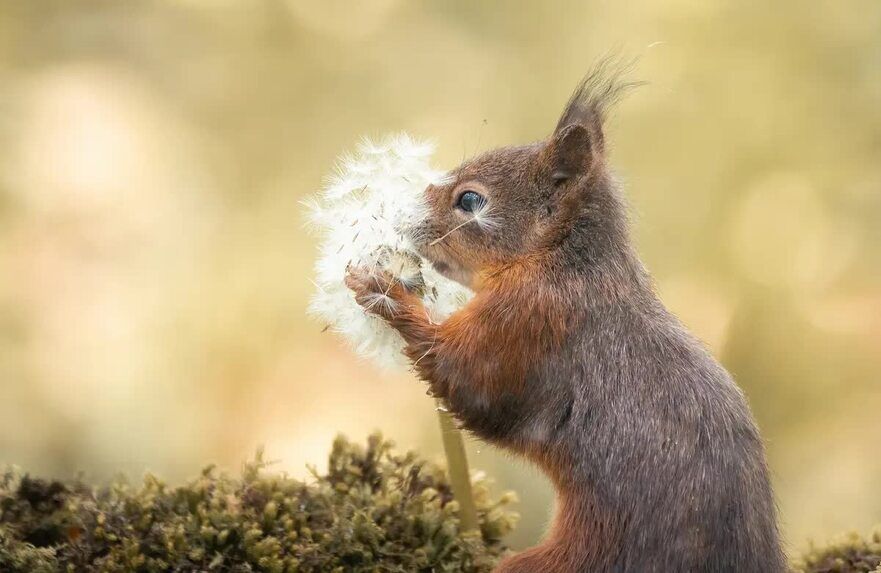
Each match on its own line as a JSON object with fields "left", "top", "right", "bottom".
{"left": 1, "top": 433, "right": 877, "bottom": 572}
{"left": 0, "top": 434, "right": 516, "bottom": 572}
{"left": 792, "top": 530, "right": 881, "bottom": 573}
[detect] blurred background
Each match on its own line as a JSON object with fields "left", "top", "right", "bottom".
{"left": 0, "top": 0, "right": 879, "bottom": 557}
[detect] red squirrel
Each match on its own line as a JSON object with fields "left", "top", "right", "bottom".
{"left": 346, "top": 67, "right": 786, "bottom": 572}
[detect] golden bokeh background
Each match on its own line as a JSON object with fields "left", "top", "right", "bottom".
{"left": 1, "top": 0, "right": 879, "bottom": 556}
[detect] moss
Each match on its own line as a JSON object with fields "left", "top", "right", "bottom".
{"left": 3, "top": 433, "right": 879, "bottom": 572}
{"left": 0, "top": 433, "right": 517, "bottom": 572}
{"left": 793, "top": 529, "right": 881, "bottom": 573}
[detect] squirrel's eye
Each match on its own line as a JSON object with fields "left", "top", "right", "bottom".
{"left": 456, "top": 190, "right": 486, "bottom": 213}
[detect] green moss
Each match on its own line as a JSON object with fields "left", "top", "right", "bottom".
{"left": 3, "top": 433, "right": 879, "bottom": 572}
{"left": 793, "top": 529, "right": 881, "bottom": 573}
{"left": 0, "top": 433, "right": 517, "bottom": 572}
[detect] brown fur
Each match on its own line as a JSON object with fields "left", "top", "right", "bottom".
{"left": 347, "top": 64, "right": 785, "bottom": 572}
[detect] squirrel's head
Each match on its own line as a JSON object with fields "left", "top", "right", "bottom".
{"left": 410, "top": 65, "right": 636, "bottom": 288}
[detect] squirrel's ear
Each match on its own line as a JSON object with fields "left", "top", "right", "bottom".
{"left": 547, "top": 123, "right": 597, "bottom": 185}
{"left": 548, "top": 60, "right": 638, "bottom": 185}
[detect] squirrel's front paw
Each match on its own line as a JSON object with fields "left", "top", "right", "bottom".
{"left": 345, "top": 267, "right": 421, "bottom": 322}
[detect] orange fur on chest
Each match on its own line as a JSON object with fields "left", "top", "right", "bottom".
{"left": 438, "top": 260, "right": 572, "bottom": 399}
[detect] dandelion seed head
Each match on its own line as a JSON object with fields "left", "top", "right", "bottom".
{"left": 306, "top": 133, "right": 472, "bottom": 369}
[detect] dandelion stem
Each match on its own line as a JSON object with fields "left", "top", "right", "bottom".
{"left": 437, "top": 405, "right": 480, "bottom": 534}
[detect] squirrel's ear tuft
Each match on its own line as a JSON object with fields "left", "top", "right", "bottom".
{"left": 551, "top": 56, "right": 641, "bottom": 176}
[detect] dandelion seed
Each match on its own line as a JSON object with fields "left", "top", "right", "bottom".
{"left": 428, "top": 202, "right": 498, "bottom": 246}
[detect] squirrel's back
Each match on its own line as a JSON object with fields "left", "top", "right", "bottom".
{"left": 558, "top": 298, "right": 785, "bottom": 572}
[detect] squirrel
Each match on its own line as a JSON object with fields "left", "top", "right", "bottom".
{"left": 345, "top": 65, "right": 786, "bottom": 573}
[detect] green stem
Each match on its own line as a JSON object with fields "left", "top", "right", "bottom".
{"left": 436, "top": 403, "right": 479, "bottom": 534}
